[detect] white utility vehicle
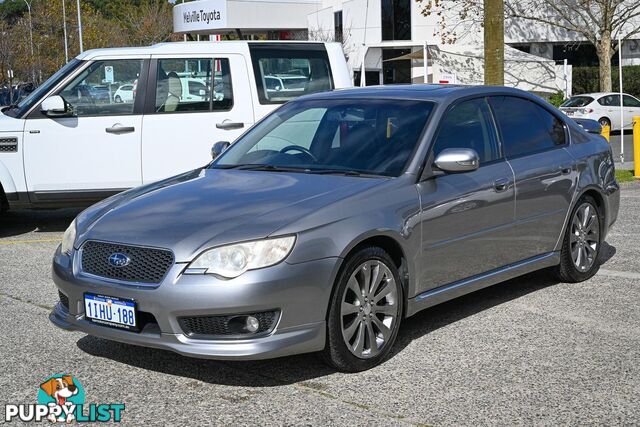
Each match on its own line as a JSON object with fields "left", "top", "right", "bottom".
{"left": 0, "top": 41, "right": 351, "bottom": 210}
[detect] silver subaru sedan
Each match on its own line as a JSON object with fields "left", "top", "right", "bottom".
{"left": 50, "top": 85, "right": 619, "bottom": 372}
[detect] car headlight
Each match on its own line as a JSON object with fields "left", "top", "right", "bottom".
{"left": 61, "top": 220, "right": 77, "bottom": 254}
{"left": 186, "top": 236, "right": 296, "bottom": 279}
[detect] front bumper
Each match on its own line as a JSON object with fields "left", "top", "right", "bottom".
{"left": 50, "top": 246, "right": 339, "bottom": 360}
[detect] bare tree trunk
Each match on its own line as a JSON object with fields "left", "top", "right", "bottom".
{"left": 596, "top": 35, "right": 613, "bottom": 92}
{"left": 484, "top": 0, "right": 504, "bottom": 85}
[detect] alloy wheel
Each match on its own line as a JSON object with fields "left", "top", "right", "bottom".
{"left": 340, "top": 260, "right": 399, "bottom": 359}
{"left": 570, "top": 202, "right": 600, "bottom": 272}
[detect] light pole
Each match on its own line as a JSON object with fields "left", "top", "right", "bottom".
{"left": 23, "top": 0, "right": 35, "bottom": 83}
{"left": 62, "top": 0, "right": 69, "bottom": 62}
{"left": 76, "top": 0, "right": 83, "bottom": 53}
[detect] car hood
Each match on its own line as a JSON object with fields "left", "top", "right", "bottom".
{"left": 0, "top": 110, "right": 25, "bottom": 132}
{"left": 77, "top": 168, "right": 385, "bottom": 262}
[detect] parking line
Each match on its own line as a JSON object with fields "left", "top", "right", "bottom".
{"left": 0, "top": 238, "right": 61, "bottom": 245}
{"left": 597, "top": 269, "right": 640, "bottom": 280}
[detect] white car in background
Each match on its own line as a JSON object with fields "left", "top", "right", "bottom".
{"left": 559, "top": 92, "right": 640, "bottom": 131}
{"left": 113, "top": 83, "right": 135, "bottom": 103}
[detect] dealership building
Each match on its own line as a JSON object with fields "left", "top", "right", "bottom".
{"left": 174, "top": 0, "right": 640, "bottom": 93}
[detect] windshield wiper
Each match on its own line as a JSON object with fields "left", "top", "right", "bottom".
{"left": 305, "top": 169, "right": 363, "bottom": 176}
{"left": 214, "top": 164, "right": 310, "bottom": 172}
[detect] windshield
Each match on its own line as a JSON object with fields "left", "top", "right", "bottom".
{"left": 560, "top": 96, "right": 594, "bottom": 108}
{"left": 212, "top": 99, "right": 434, "bottom": 177}
{"left": 3, "top": 59, "right": 82, "bottom": 117}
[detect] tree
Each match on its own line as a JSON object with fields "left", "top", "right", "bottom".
{"left": 507, "top": 0, "right": 640, "bottom": 92}
{"left": 484, "top": 0, "right": 504, "bottom": 85}
{"left": 416, "top": 0, "right": 640, "bottom": 92}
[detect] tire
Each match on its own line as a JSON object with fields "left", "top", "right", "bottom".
{"left": 322, "top": 246, "right": 404, "bottom": 372}
{"left": 114, "top": 95, "right": 122, "bottom": 103}
{"left": 598, "top": 117, "right": 611, "bottom": 129}
{"left": 554, "top": 195, "right": 602, "bottom": 282}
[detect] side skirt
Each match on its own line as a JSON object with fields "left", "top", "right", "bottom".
{"left": 406, "top": 252, "right": 560, "bottom": 317}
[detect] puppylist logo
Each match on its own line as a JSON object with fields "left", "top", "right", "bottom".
{"left": 4, "top": 374, "right": 125, "bottom": 423}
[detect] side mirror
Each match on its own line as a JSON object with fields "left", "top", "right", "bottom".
{"left": 211, "top": 141, "right": 230, "bottom": 160}
{"left": 41, "top": 95, "right": 70, "bottom": 117}
{"left": 434, "top": 148, "right": 480, "bottom": 173}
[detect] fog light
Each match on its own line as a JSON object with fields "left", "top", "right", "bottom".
{"left": 245, "top": 316, "right": 260, "bottom": 333}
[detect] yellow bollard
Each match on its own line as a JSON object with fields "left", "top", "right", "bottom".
{"left": 601, "top": 123, "right": 610, "bottom": 142}
{"left": 634, "top": 116, "right": 640, "bottom": 178}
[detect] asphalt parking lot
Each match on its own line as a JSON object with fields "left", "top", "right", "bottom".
{"left": 1, "top": 185, "right": 640, "bottom": 426}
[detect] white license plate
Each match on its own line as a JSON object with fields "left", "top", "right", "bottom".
{"left": 84, "top": 293, "right": 137, "bottom": 330}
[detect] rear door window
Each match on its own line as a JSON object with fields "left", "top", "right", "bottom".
{"left": 598, "top": 95, "right": 621, "bottom": 106}
{"left": 249, "top": 44, "right": 333, "bottom": 104}
{"left": 489, "top": 96, "right": 566, "bottom": 158}
{"left": 154, "top": 58, "right": 233, "bottom": 113}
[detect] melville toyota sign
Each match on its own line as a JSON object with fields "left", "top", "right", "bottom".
{"left": 173, "top": 0, "right": 228, "bottom": 33}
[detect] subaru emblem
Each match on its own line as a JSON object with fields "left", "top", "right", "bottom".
{"left": 108, "top": 252, "right": 131, "bottom": 267}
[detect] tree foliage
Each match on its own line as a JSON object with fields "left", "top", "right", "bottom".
{"left": 415, "top": 0, "right": 640, "bottom": 92}
{"left": 0, "top": 0, "right": 174, "bottom": 86}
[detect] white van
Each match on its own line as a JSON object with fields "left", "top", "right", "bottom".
{"left": 0, "top": 41, "right": 351, "bottom": 210}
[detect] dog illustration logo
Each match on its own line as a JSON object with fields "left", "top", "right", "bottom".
{"left": 37, "top": 374, "right": 85, "bottom": 423}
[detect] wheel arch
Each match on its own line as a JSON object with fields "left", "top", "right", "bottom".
{"left": 555, "top": 185, "right": 608, "bottom": 252}
{"left": 330, "top": 232, "right": 410, "bottom": 319}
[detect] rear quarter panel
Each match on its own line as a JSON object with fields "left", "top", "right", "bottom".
{"left": 564, "top": 123, "right": 620, "bottom": 239}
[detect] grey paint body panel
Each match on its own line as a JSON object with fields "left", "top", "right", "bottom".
{"left": 50, "top": 85, "right": 620, "bottom": 360}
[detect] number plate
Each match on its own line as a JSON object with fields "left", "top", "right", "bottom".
{"left": 84, "top": 293, "right": 137, "bottom": 331}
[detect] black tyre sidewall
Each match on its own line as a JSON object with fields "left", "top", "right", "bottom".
{"left": 323, "top": 246, "right": 404, "bottom": 372}
{"left": 558, "top": 195, "right": 602, "bottom": 282}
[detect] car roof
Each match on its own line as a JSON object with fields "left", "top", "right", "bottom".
{"left": 76, "top": 41, "right": 334, "bottom": 60}
{"left": 297, "top": 84, "right": 540, "bottom": 104}
{"left": 571, "top": 92, "right": 635, "bottom": 98}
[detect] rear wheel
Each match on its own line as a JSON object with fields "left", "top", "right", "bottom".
{"left": 554, "top": 195, "right": 602, "bottom": 282}
{"left": 114, "top": 95, "right": 122, "bottom": 103}
{"left": 598, "top": 117, "right": 611, "bottom": 129}
{"left": 322, "top": 247, "right": 403, "bottom": 372}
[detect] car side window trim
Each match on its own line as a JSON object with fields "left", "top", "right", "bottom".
{"left": 146, "top": 57, "right": 234, "bottom": 115}
{"left": 428, "top": 95, "right": 503, "bottom": 168}
{"left": 26, "top": 59, "right": 150, "bottom": 120}
{"left": 487, "top": 95, "right": 570, "bottom": 161}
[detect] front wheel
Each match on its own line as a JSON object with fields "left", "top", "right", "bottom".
{"left": 322, "top": 247, "right": 403, "bottom": 372}
{"left": 554, "top": 195, "right": 602, "bottom": 282}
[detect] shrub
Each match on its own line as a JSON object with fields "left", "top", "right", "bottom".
{"left": 572, "top": 65, "right": 640, "bottom": 97}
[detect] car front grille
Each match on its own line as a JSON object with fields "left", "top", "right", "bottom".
{"left": 178, "top": 311, "right": 279, "bottom": 339}
{"left": 80, "top": 241, "right": 174, "bottom": 284}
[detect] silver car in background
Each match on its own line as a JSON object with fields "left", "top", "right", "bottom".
{"left": 50, "top": 85, "right": 619, "bottom": 372}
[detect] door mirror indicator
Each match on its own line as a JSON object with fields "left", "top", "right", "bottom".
{"left": 41, "top": 95, "right": 71, "bottom": 117}
{"left": 434, "top": 148, "right": 480, "bottom": 173}
{"left": 211, "top": 141, "right": 231, "bottom": 160}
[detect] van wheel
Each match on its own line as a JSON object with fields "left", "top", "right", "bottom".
{"left": 554, "top": 195, "right": 602, "bottom": 282}
{"left": 322, "top": 247, "right": 403, "bottom": 372}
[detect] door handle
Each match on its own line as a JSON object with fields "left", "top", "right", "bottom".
{"left": 559, "top": 164, "right": 573, "bottom": 175}
{"left": 493, "top": 178, "right": 510, "bottom": 192}
{"left": 106, "top": 124, "right": 135, "bottom": 134}
{"left": 216, "top": 121, "right": 244, "bottom": 130}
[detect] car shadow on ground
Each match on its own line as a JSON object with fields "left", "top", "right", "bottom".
{"left": 0, "top": 209, "right": 81, "bottom": 238}
{"left": 75, "top": 243, "right": 617, "bottom": 386}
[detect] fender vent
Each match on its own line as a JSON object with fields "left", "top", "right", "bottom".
{"left": 0, "top": 137, "right": 18, "bottom": 152}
